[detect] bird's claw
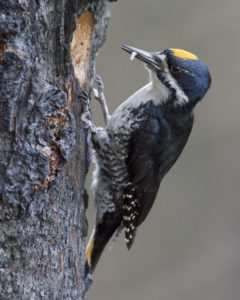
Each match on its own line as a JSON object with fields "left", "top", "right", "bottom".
{"left": 81, "top": 111, "right": 97, "bottom": 132}
{"left": 81, "top": 111, "right": 92, "bottom": 129}
{"left": 93, "top": 88, "right": 100, "bottom": 100}
{"left": 80, "top": 90, "right": 96, "bottom": 131}
{"left": 95, "top": 74, "right": 104, "bottom": 90}
{"left": 94, "top": 75, "right": 110, "bottom": 125}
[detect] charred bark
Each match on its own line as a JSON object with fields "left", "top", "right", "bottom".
{"left": 0, "top": 0, "right": 113, "bottom": 299}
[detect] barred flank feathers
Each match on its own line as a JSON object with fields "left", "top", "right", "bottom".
{"left": 122, "top": 182, "right": 141, "bottom": 249}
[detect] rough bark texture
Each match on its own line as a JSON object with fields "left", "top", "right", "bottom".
{"left": 0, "top": 0, "right": 112, "bottom": 299}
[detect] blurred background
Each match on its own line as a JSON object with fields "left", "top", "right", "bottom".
{"left": 86, "top": 0, "right": 240, "bottom": 299}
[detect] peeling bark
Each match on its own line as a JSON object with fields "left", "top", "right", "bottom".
{"left": 0, "top": 0, "right": 112, "bottom": 299}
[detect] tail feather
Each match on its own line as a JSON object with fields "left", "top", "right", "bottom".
{"left": 108, "top": 223, "right": 123, "bottom": 252}
{"left": 86, "top": 227, "right": 96, "bottom": 267}
{"left": 85, "top": 216, "right": 121, "bottom": 272}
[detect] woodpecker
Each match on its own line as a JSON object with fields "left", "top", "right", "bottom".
{"left": 85, "top": 45, "right": 211, "bottom": 272}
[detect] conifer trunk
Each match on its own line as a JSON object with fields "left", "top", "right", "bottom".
{"left": 0, "top": 1, "right": 112, "bottom": 298}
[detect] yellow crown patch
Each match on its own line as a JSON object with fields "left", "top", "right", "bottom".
{"left": 170, "top": 48, "right": 198, "bottom": 60}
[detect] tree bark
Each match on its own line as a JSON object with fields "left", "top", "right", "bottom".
{"left": 0, "top": 0, "right": 112, "bottom": 299}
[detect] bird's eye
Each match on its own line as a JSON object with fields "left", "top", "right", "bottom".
{"left": 170, "top": 65, "right": 181, "bottom": 73}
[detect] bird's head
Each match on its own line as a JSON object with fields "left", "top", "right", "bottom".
{"left": 122, "top": 45, "right": 211, "bottom": 107}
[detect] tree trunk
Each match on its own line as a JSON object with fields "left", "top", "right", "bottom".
{"left": 0, "top": 0, "right": 112, "bottom": 299}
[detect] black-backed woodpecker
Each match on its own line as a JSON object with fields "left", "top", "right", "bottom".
{"left": 85, "top": 45, "right": 211, "bottom": 272}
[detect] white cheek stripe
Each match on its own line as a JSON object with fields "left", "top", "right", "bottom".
{"left": 164, "top": 68, "right": 189, "bottom": 106}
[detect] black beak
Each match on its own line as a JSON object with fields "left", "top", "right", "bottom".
{"left": 121, "top": 45, "right": 161, "bottom": 70}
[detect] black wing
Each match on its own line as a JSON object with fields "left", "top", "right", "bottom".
{"left": 122, "top": 115, "right": 164, "bottom": 248}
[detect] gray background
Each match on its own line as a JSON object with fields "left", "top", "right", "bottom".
{"left": 86, "top": 0, "right": 240, "bottom": 299}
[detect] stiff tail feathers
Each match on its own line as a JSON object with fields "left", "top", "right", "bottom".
{"left": 85, "top": 218, "right": 121, "bottom": 273}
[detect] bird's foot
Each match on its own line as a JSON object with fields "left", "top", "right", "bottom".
{"left": 94, "top": 75, "right": 110, "bottom": 125}
{"left": 80, "top": 90, "right": 96, "bottom": 132}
